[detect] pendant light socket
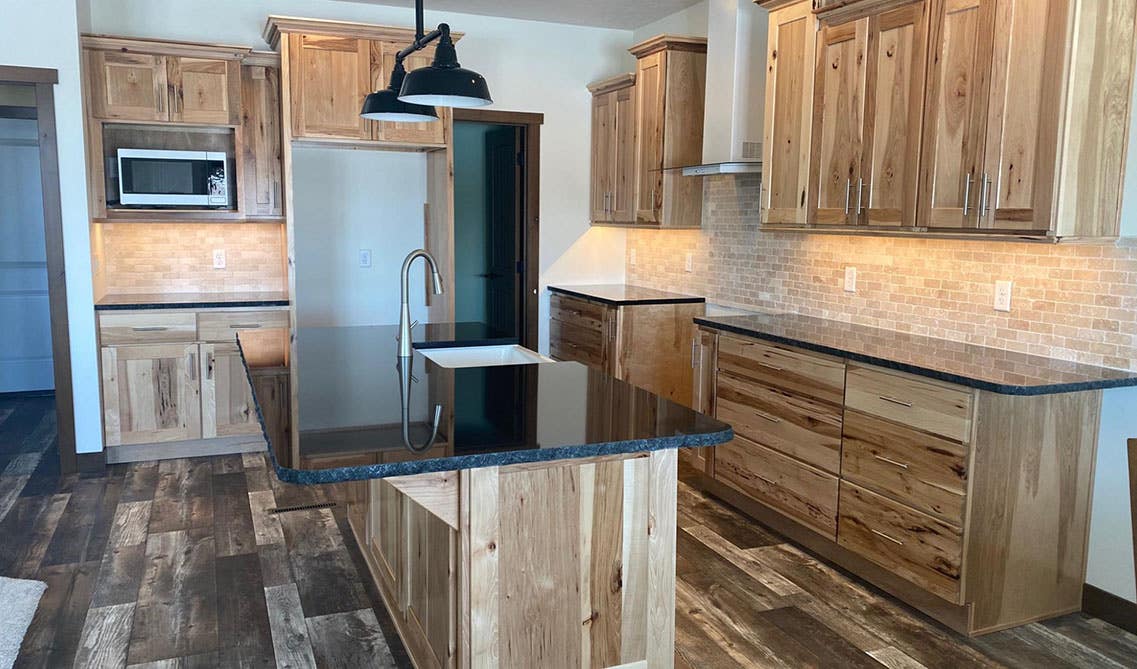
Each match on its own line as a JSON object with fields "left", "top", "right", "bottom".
{"left": 398, "top": 24, "right": 493, "bottom": 108}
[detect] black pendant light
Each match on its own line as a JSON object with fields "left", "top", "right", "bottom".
{"left": 360, "top": 0, "right": 492, "bottom": 123}
{"left": 361, "top": 60, "right": 439, "bottom": 122}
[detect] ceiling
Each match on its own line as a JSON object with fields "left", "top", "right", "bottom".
{"left": 343, "top": 0, "right": 704, "bottom": 30}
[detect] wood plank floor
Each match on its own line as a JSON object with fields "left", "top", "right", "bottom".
{"left": 2, "top": 396, "right": 1136, "bottom": 668}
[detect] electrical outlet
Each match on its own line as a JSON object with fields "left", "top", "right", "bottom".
{"left": 994, "top": 280, "right": 1013, "bottom": 312}
{"left": 629, "top": 248, "right": 637, "bottom": 267}
{"left": 359, "top": 249, "right": 372, "bottom": 268}
{"left": 212, "top": 249, "right": 226, "bottom": 269}
{"left": 684, "top": 252, "right": 694, "bottom": 273}
{"left": 844, "top": 266, "right": 857, "bottom": 293}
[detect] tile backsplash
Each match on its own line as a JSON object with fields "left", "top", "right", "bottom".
{"left": 92, "top": 222, "right": 287, "bottom": 296}
{"left": 626, "top": 174, "right": 1137, "bottom": 371}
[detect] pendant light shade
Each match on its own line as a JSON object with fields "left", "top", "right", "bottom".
{"left": 361, "top": 62, "right": 439, "bottom": 122}
{"left": 398, "top": 26, "right": 492, "bottom": 108}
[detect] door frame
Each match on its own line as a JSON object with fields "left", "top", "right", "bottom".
{"left": 0, "top": 65, "right": 79, "bottom": 473}
{"left": 453, "top": 109, "right": 542, "bottom": 350}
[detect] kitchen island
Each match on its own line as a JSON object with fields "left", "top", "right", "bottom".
{"left": 241, "top": 324, "right": 732, "bottom": 668}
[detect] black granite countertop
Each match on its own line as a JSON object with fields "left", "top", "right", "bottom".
{"left": 696, "top": 313, "right": 1137, "bottom": 396}
{"left": 549, "top": 284, "right": 705, "bottom": 306}
{"left": 240, "top": 323, "right": 731, "bottom": 484}
{"left": 95, "top": 291, "right": 291, "bottom": 310}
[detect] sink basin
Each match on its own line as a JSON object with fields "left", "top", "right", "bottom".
{"left": 419, "top": 344, "right": 555, "bottom": 368}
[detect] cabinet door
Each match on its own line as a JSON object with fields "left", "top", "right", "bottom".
{"left": 611, "top": 84, "right": 638, "bottom": 223}
{"left": 367, "top": 479, "right": 404, "bottom": 608}
{"left": 590, "top": 90, "right": 615, "bottom": 223}
{"left": 88, "top": 50, "right": 169, "bottom": 121}
{"left": 683, "top": 327, "right": 718, "bottom": 474}
{"left": 918, "top": 0, "right": 994, "bottom": 229}
{"left": 200, "top": 343, "right": 261, "bottom": 439}
{"left": 101, "top": 343, "right": 201, "bottom": 446}
{"left": 634, "top": 51, "right": 666, "bottom": 224}
{"left": 239, "top": 64, "right": 284, "bottom": 217}
{"left": 859, "top": 2, "right": 929, "bottom": 227}
{"left": 289, "top": 34, "right": 370, "bottom": 140}
{"left": 373, "top": 42, "right": 449, "bottom": 146}
{"left": 808, "top": 17, "right": 869, "bottom": 226}
{"left": 762, "top": 2, "right": 816, "bottom": 226}
{"left": 976, "top": 0, "right": 1069, "bottom": 232}
{"left": 168, "top": 57, "right": 240, "bottom": 125}
{"left": 403, "top": 499, "right": 457, "bottom": 669}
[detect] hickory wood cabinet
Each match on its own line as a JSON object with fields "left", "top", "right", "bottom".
{"left": 759, "top": 0, "right": 1137, "bottom": 240}
{"left": 587, "top": 35, "right": 707, "bottom": 228}
{"left": 97, "top": 307, "right": 289, "bottom": 455}
{"left": 87, "top": 48, "right": 241, "bottom": 125}
{"left": 548, "top": 292, "right": 704, "bottom": 408}
{"left": 588, "top": 73, "right": 637, "bottom": 224}
{"left": 690, "top": 325, "right": 1102, "bottom": 635}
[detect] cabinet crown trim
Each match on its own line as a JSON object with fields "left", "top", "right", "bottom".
{"left": 262, "top": 15, "right": 464, "bottom": 50}
{"left": 629, "top": 33, "right": 708, "bottom": 58}
{"left": 81, "top": 34, "right": 251, "bottom": 61}
{"left": 587, "top": 72, "right": 636, "bottom": 95}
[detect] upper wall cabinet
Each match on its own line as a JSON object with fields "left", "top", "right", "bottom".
{"left": 630, "top": 35, "right": 708, "bottom": 228}
{"left": 87, "top": 46, "right": 242, "bottom": 125}
{"left": 588, "top": 73, "right": 637, "bottom": 224}
{"left": 372, "top": 43, "right": 449, "bottom": 145}
{"left": 760, "top": 0, "right": 1137, "bottom": 241}
{"left": 240, "top": 61, "right": 285, "bottom": 218}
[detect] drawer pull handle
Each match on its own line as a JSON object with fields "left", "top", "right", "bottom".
{"left": 873, "top": 455, "right": 909, "bottom": 470}
{"left": 131, "top": 326, "right": 169, "bottom": 332}
{"left": 871, "top": 529, "right": 905, "bottom": 546}
{"left": 878, "top": 395, "right": 913, "bottom": 408}
{"left": 229, "top": 324, "right": 263, "bottom": 329}
{"left": 754, "top": 410, "right": 782, "bottom": 424}
{"left": 757, "top": 361, "right": 784, "bottom": 372}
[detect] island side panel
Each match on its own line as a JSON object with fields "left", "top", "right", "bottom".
{"left": 460, "top": 450, "right": 678, "bottom": 669}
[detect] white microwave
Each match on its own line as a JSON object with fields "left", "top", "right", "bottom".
{"left": 117, "top": 148, "right": 231, "bottom": 208}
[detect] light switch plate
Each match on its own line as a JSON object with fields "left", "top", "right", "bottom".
{"left": 212, "top": 249, "right": 226, "bottom": 269}
{"left": 844, "top": 266, "right": 857, "bottom": 293}
{"left": 994, "top": 280, "right": 1013, "bottom": 312}
{"left": 359, "top": 249, "right": 372, "bottom": 268}
{"left": 685, "top": 252, "right": 694, "bottom": 273}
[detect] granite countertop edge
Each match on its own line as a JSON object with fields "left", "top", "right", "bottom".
{"left": 549, "top": 284, "right": 706, "bottom": 306}
{"left": 694, "top": 316, "right": 1137, "bottom": 396}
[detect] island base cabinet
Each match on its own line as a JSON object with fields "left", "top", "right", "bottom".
{"left": 352, "top": 450, "right": 679, "bottom": 668}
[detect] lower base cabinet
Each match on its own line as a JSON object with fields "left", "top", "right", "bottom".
{"left": 692, "top": 325, "right": 1103, "bottom": 636}
{"left": 101, "top": 343, "right": 203, "bottom": 446}
{"left": 349, "top": 450, "right": 680, "bottom": 668}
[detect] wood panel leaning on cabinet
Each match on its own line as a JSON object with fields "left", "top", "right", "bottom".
{"left": 758, "top": 0, "right": 1137, "bottom": 241}
{"left": 687, "top": 324, "right": 1104, "bottom": 636}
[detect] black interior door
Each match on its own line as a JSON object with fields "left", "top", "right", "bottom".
{"left": 483, "top": 126, "right": 521, "bottom": 337}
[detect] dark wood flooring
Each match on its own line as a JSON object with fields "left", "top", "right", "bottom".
{"left": 3, "top": 396, "right": 1136, "bottom": 668}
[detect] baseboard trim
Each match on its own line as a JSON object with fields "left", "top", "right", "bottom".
{"left": 1083, "top": 584, "right": 1137, "bottom": 634}
{"left": 105, "top": 435, "right": 267, "bottom": 464}
{"left": 76, "top": 451, "right": 106, "bottom": 473}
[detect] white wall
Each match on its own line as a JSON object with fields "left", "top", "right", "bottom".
{"left": 84, "top": 0, "right": 634, "bottom": 351}
{"left": 0, "top": 0, "right": 102, "bottom": 453}
{"left": 1086, "top": 387, "right": 1137, "bottom": 603}
{"left": 632, "top": 0, "right": 709, "bottom": 43}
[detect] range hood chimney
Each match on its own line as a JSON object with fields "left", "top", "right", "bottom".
{"left": 681, "top": 0, "right": 767, "bottom": 177}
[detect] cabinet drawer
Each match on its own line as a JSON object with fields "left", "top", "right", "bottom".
{"left": 549, "top": 319, "right": 605, "bottom": 368}
{"left": 717, "top": 335, "right": 845, "bottom": 405}
{"left": 714, "top": 436, "right": 838, "bottom": 540}
{"left": 842, "top": 410, "right": 968, "bottom": 526}
{"left": 716, "top": 369, "right": 842, "bottom": 473}
{"left": 845, "top": 365, "right": 973, "bottom": 442}
{"left": 550, "top": 293, "right": 609, "bottom": 331}
{"left": 197, "top": 309, "right": 289, "bottom": 343}
{"left": 99, "top": 312, "right": 198, "bottom": 345}
{"left": 838, "top": 481, "right": 963, "bottom": 603}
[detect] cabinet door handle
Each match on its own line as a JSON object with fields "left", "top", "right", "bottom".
{"left": 187, "top": 351, "right": 197, "bottom": 381}
{"left": 756, "top": 474, "right": 778, "bottom": 487}
{"left": 878, "top": 395, "right": 913, "bottom": 408}
{"left": 757, "top": 361, "right": 784, "bottom": 372}
{"left": 844, "top": 178, "right": 852, "bottom": 215}
{"left": 979, "top": 172, "right": 992, "bottom": 220}
{"left": 229, "top": 323, "right": 262, "bottom": 329}
{"left": 754, "top": 410, "right": 782, "bottom": 424}
{"left": 206, "top": 352, "right": 215, "bottom": 380}
{"left": 131, "top": 326, "right": 168, "bottom": 332}
{"left": 873, "top": 454, "right": 910, "bottom": 470}
{"left": 962, "top": 173, "right": 973, "bottom": 217}
{"left": 871, "top": 528, "right": 905, "bottom": 546}
{"left": 691, "top": 339, "right": 699, "bottom": 368}
{"left": 856, "top": 178, "right": 865, "bottom": 217}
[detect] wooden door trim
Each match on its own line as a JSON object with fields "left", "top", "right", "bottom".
{"left": 453, "top": 109, "right": 542, "bottom": 351}
{"left": 2, "top": 71, "right": 81, "bottom": 473}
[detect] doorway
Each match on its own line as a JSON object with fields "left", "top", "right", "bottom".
{"left": 0, "top": 66, "right": 77, "bottom": 473}
{"left": 452, "top": 110, "right": 541, "bottom": 349}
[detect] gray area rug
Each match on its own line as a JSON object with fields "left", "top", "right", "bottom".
{"left": 0, "top": 576, "right": 47, "bottom": 669}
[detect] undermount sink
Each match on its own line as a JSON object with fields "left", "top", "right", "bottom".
{"left": 419, "top": 344, "right": 555, "bottom": 368}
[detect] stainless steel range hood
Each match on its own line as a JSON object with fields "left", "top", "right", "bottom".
{"left": 681, "top": 0, "right": 767, "bottom": 178}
